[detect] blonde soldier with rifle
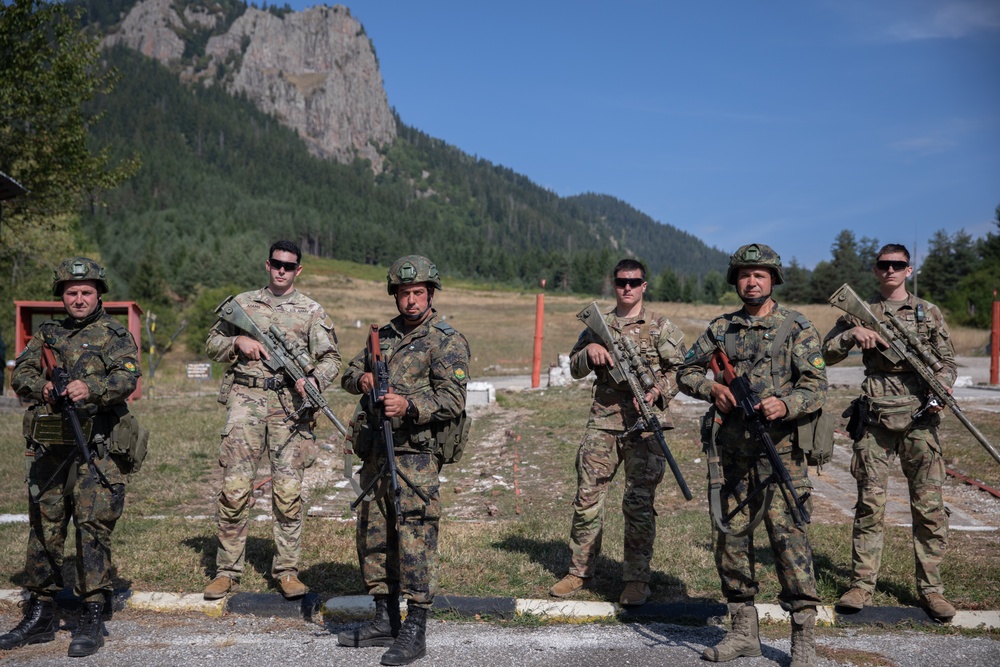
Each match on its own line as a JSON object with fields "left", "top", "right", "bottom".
{"left": 203, "top": 240, "right": 340, "bottom": 601}
{"left": 677, "top": 244, "right": 826, "bottom": 667}
{"left": 823, "top": 243, "right": 958, "bottom": 622}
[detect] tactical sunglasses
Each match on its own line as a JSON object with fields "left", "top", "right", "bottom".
{"left": 268, "top": 257, "right": 299, "bottom": 272}
{"left": 875, "top": 260, "right": 909, "bottom": 272}
{"left": 614, "top": 277, "right": 645, "bottom": 288}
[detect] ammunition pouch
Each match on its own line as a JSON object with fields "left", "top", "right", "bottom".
{"left": 843, "top": 396, "right": 869, "bottom": 442}
{"left": 347, "top": 404, "right": 375, "bottom": 460}
{"left": 434, "top": 410, "right": 471, "bottom": 465}
{"left": 866, "top": 395, "right": 921, "bottom": 432}
{"left": 217, "top": 368, "right": 235, "bottom": 406}
{"left": 796, "top": 408, "right": 835, "bottom": 467}
{"left": 108, "top": 411, "right": 149, "bottom": 473}
{"left": 24, "top": 405, "right": 92, "bottom": 447}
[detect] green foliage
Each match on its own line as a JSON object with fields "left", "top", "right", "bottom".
{"left": 0, "top": 0, "right": 137, "bottom": 341}
{"left": 182, "top": 284, "right": 246, "bottom": 353}
{"left": 807, "top": 230, "right": 881, "bottom": 303}
{"left": 655, "top": 267, "right": 682, "bottom": 302}
{"left": 930, "top": 210, "right": 1000, "bottom": 329}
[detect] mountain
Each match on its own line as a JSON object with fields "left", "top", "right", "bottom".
{"left": 75, "top": 1, "right": 728, "bottom": 299}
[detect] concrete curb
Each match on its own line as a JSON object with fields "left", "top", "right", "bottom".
{"left": 2, "top": 589, "right": 997, "bottom": 630}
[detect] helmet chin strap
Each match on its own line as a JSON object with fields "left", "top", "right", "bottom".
{"left": 739, "top": 291, "right": 771, "bottom": 307}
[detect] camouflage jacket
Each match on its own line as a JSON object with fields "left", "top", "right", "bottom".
{"left": 822, "top": 292, "right": 956, "bottom": 399}
{"left": 206, "top": 288, "right": 341, "bottom": 392}
{"left": 677, "top": 302, "right": 827, "bottom": 424}
{"left": 342, "top": 311, "right": 470, "bottom": 447}
{"left": 12, "top": 306, "right": 141, "bottom": 417}
{"left": 571, "top": 306, "right": 686, "bottom": 432}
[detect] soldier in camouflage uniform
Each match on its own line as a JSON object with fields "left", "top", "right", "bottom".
{"left": 677, "top": 244, "right": 826, "bottom": 667}
{"left": 822, "top": 243, "right": 957, "bottom": 622}
{"left": 337, "top": 255, "right": 469, "bottom": 666}
{"left": 549, "top": 259, "right": 685, "bottom": 607}
{"left": 2, "top": 258, "right": 142, "bottom": 658}
{"left": 203, "top": 241, "right": 341, "bottom": 601}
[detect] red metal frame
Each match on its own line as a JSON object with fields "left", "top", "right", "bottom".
{"left": 12, "top": 301, "right": 143, "bottom": 400}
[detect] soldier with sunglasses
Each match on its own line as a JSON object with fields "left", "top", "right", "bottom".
{"left": 822, "top": 243, "right": 958, "bottom": 622}
{"left": 203, "top": 241, "right": 341, "bottom": 601}
{"left": 549, "top": 259, "right": 685, "bottom": 607}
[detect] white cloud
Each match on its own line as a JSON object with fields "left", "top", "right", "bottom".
{"left": 886, "top": 1, "right": 1000, "bottom": 41}
{"left": 889, "top": 135, "right": 958, "bottom": 155}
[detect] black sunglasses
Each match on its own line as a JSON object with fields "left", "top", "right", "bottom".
{"left": 614, "top": 277, "right": 645, "bottom": 288}
{"left": 875, "top": 260, "right": 909, "bottom": 272}
{"left": 268, "top": 257, "right": 299, "bottom": 272}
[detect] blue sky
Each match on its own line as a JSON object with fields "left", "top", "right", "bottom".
{"left": 287, "top": 1, "right": 1000, "bottom": 269}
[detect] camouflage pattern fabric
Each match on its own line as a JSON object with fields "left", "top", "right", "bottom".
{"left": 823, "top": 293, "right": 955, "bottom": 596}
{"left": 207, "top": 288, "right": 340, "bottom": 580}
{"left": 677, "top": 302, "right": 826, "bottom": 612}
{"left": 342, "top": 310, "right": 470, "bottom": 608}
{"left": 11, "top": 306, "right": 141, "bottom": 603}
{"left": 564, "top": 307, "right": 685, "bottom": 580}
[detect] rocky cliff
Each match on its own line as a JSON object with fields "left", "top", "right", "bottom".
{"left": 103, "top": 0, "right": 396, "bottom": 170}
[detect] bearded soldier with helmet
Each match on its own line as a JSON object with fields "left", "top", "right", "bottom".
{"left": 203, "top": 240, "right": 341, "bottom": 601}
{"left": 3, "top": 257, "right": 144, "bottom": 658}
{"left": 338, "top": 255, "right": 470, "bottom": 666}
{"left": 677, "top": 244, "right": 826, "bottom": 667}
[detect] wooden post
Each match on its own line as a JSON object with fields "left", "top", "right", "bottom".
{"left": 531, "top": 280, "right": 546, "bottom": 389}
{"left": 991, "top": 290, "right": 999, "bottom": 386}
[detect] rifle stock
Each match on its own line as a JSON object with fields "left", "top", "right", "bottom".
{"left": 577, "top": 302, "right": 692, "bottom": 500}
{"left": 829, "top": 283, "right": 1000, "bottom": 466}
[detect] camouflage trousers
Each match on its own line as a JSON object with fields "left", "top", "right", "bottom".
{"left": 714, "top": 428, "right": 819, "bottom": 612}
{"left": 848, "top": 424, "right": 948, "bottom": 595}
{"left": 25, "top": 446, "right": 128, "bottom": 604}
{"left": 214, "top": 387, "right": 318, "bottom": 580}
{"left": 567, "top": 428, "right": 666, "bottom": 582}
{"left": 356, "top": 450, "right": 441, "bottom": 609}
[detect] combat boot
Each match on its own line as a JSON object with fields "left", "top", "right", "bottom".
{"left": 68, "top": 602, "right": 104, "bottom": 658}
{"left": 380, "top": 605, "right": 427, "bottom": 666}
{"left": 702, "top": 602, "right": 762, "bottom": 662}
{"left": 338, "top": 595, "right": 401, "bottom": 648}
{"left": 790, "top": 607, "right": 817, "bottom": 667}
{"left": 836, "top": 587, "right": 871, "bottom": 611}
{"left": 0, "top": 596, "right": 56, "bottom": 650}
{"left": 922, "top": 593, "right": 956, "bottom": 622}
{"left": 549, "top": 574, "right": 588, "bottom": 598}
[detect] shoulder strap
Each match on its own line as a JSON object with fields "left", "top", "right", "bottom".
{"left": 769, "top": 310, "right": 801, "bottom": 397}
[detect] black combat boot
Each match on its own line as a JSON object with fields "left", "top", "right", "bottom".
{"left": 338, "top": 595, "right": 401, "bottom": 647}
{"left": 380, "top": 606, "right": 427, "bottom": 666}
{"left": 0, "top": 596, "right": 56, "bottom": 650}
{"left": 67, "top": 602, "right": 104, "bottom": 658}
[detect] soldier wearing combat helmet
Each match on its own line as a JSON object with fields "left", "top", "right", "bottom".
{"left": 678, "top": 243, "right": 827, "bottom": 667}
{"left": 4, "top": 257, "right": 144, "bottom": 657}
{"left": 339, "top": 254, "right": 469, "bottom": 665}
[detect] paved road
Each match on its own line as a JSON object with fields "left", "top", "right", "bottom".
{"left": 0, "top": 609, "right": 996, "bottom": 667}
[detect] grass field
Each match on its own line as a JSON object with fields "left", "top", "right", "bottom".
{"left": 1, "top": 256, "right": 997, "bottom": 625}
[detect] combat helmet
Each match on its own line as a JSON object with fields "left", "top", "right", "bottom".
{"left": 726, "top": 243, "right": 784, "bottom": 285}
{"left": 52, "top": 257, "right": 109, "bottom": 296}
{"left": 386, "top": 255, "right": 443, "bottom": 295}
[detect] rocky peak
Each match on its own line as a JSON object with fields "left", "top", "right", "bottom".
{"left": 102, "top": 0, "right": 396, "bottom": 170}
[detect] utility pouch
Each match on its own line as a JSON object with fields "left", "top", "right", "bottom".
{"left": 25, "top": 405, "right": 91, "bottom": 446}
{"left": 797, "top": 408, "right": 835, "bottom": 467}
{"left": 217, "top": 368, "right": 235, "bottom": 406}
{"left": 843, "top": 396, "right": 869, "bottom": 442}
{"left": 867, "top": 395, "right": 921, "bottom": 432}
{"left": 434, "top": 410, "right": 471, "bottom": 465}
{"left": 347, "top": 404, "right": 374, "bottom": 459}
{"left": 109, "top": 412, "right": 150, "bottom": 473}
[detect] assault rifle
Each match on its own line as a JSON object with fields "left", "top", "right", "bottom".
{"left": 215, "top": 297, "right": 347, "bottom": 436}
{"left": 829, "top": 283, "right": 1000, "bottom": 467}
{"left": 350, "top": 325, "right": 429, "bottom": 521}
{"left": 40, "top": 347, "right": 120, "bottom": 499}
{"left": 710, "top": 349, "right": 811, "bottom": 528}
{"left": 577, "top": 302, "right": 692, "bottom": 500}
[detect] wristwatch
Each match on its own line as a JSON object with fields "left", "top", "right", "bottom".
{"left": 405, "top": 399, "right": 418, "bottom": 420}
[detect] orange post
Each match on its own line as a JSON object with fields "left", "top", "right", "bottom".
{"left": 531, "top": 280, "right": 546, "bottom": 388}
{"left": 991, "top": 290, "right": 999, "bottom": 386}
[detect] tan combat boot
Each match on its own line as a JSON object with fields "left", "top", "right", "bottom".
{"left": 922, "top": 593, "right": 956, "bottom": 622}
{"left": 836, "top": 587, "right": 871, "bottom": 611}
{"left": 277, "top": 573, "right": 307, "bottom": 599}
{"left": 549, "top": 574, "right": 588, "bottom": 598}
{"left": 203, "top": 576, "right": 237, "bottom": 600}
{"left": 619, "top": 581, "right": 650, "bottom": 606}
{"left": 790, "top": 607, "right": 817, "bottom": 667}
{"left": 702, "top": 602, "right": 762, "bottom": 662}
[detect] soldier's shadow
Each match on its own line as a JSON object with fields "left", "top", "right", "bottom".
{"left": 181, "top": 535, "right": 275, "bottom": 581}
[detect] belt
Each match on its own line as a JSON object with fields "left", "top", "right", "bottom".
{"left": 233, "top": 373, "right": 285, "bottom": 391}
